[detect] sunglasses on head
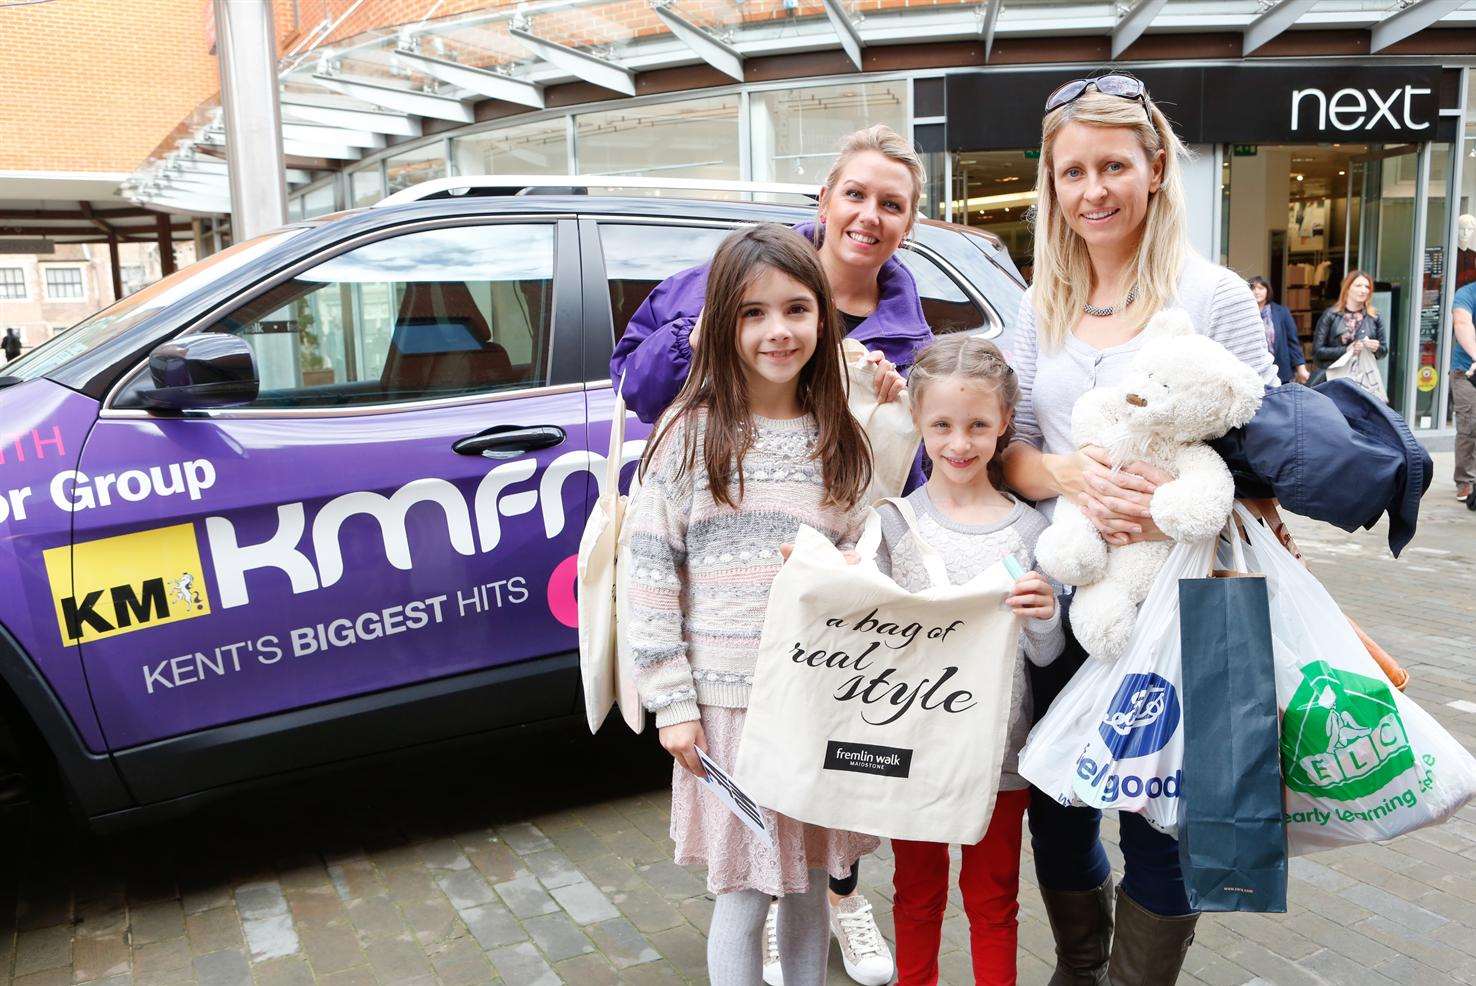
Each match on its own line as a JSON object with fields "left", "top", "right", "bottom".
{"left": 1044, "top": 74, "right": 1150, "bottom": 120}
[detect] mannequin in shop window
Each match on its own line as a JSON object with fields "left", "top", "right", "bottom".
{"left": 1457, "top": 214, "right": 1475, "bottom": 289}
{"left": 1249, "top": 275, "right": 1309, "bottom": 384}
{"left": 1313, "top": 269, "right": 1386, "bottom": 377}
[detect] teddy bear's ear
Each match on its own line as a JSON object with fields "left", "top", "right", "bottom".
{"left": 1222, "top": 363, "right": 1266, "bottom": 429}
{"left": 1143, "top": 308, "right": 1193, "bottom": 340}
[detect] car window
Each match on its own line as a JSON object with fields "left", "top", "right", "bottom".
{"left": 3, "top": 230, "right": 300, "bottom": 384}
{"left": 599, "top": 223, "right": 731, "bottom": 342}
{"left": 896, "top": 249, "right": 990, "bottom": 336}
{"left": 119, "top": 224, "right": 557, "bottom": 410}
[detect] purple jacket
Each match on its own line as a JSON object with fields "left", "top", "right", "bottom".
{"left": 610, "top": 222, "right": 934, "bottom": 423}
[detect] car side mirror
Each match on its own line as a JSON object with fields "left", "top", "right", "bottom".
{"left": 140, "top": 335, "right": 259, "bottom": 411}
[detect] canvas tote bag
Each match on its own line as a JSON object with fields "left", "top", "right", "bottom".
{"left": 577, "top": 384, "right": 646, "bottom": 734}
{"left": 1325, "top": 346, "right": 1387, "bottom": 401}
{"left": 842, "top": 339, "right": 920, "bottom": 503}
{"left": 735, "top": 498, "right": 1020, "bottom": 844}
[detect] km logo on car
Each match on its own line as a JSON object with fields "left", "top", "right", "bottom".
{"left": 44, "top": 523, "right": 212, "bottom": 644}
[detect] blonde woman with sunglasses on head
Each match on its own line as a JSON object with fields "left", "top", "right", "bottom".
{"left": 1001, "top": 75, "right": 1277, "bottom": 986}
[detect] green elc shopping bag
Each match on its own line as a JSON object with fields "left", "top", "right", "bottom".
{"left": 1175, "top": 515, "right": 1288, "bottom": 913}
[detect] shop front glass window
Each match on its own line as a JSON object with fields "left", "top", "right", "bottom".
{"left": 386, "top": 142, "right": 448, "bottom": 195}
{"left": 947, "top": 150, "right": 1039, "bottom": 280}
{"left": 1450, "top": 72, "right": 1476, "bottom": 423}
{"left": 303, "top": 183, "right": 337, "bottom": 218}
{"left": 1413, "top": 145, "right": 1452, "bottom": 429}
{"left": 575, "top": 96, "right": 739, "bottom": 188}
{"left": 455, "top": 118, "right": 570, "bottom": 176}
{"left": 351, "top": 167, "right": 385, "bottom": 208}
{"left": 750, "top": 80, "right": 907, "bottom": 187}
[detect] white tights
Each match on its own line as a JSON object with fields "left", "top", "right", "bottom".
{"left": 707, "top": 868, "right": 829, "bottom": 986}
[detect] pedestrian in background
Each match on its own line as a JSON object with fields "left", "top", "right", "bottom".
{"left": 1452, "top": 279, "right": 1476, "bottom": 507}
{"left": 1313, "top": 270, "right": 1386, "bottom": 377}
{"left": 625, "top": 225, "right": 877, "bottom": 986}
{"left": 2, "top": 328, "right": 20, "bottom": 363}
{"left": 1248, "top": 275, "right": 1309, "bottom": 384}
{"left": 1001, "top": 73, "right": 1277, "bottom": 984}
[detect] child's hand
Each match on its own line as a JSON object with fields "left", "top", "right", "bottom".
{"left": 1006, "top": 571, "right": 1056, "bottom": 620}
{"left": 659, "top": 721, "right": 708, "bottom": 778}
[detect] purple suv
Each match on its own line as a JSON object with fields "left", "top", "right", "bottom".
{"left": 0, "top": 186, "right": 1024, "bottom": 827}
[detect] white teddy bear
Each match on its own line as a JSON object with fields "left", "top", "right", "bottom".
{"left": 1033, "top": 310, "right": 1265, "bottom": 661}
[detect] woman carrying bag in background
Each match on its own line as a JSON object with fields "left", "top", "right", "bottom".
{"left": 1311, "top": 270, "right": 1386, "bottom": 392}
{"left": 999, "top": 74, "right": 1277, "bottom": 985}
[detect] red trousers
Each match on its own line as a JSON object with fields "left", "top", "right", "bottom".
{"left": 891, "top": 788, "right": 1031, "bottom": 986}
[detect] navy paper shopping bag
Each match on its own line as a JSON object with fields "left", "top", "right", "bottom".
{"left": 1177, "top": 568, "right": 1288, "bottom": 913}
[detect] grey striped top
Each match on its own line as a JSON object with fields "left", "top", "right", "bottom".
{"left": 1007, "top": 253, "right": 1277, "bottom": 517}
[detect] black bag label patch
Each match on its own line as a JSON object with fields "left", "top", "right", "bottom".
{"left": 823, "top": 740, "right": 912, "bottom": 778}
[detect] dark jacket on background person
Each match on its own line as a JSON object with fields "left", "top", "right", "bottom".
{"left": 1264, "top": 302, "right": 1306, "bottom": 384}
{"left": 1209, "top": 379, "right": 1431, "bottom": 557}
{"left": 1313, "top": 306, "right": 1387, "bottom": 367}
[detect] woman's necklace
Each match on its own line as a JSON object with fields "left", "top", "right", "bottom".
{"left": 1083, "top": 285, "right": 1138, "bottom": 318}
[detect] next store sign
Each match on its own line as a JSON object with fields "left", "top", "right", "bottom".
{"left": 946, "top": 65, "right": 1446, "bottom": 150}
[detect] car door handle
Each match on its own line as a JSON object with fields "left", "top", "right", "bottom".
{"left": 453, "top": 425, "right": 567, "bottom": 459}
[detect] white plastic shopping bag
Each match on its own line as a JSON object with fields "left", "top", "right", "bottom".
{"left": 1235, "top": 504, "right": 1476, "bottom": 854}
{"left": 842, "top": 338, "right": 920, "bottom": 503}
{"left": 576, "top": 384, "right": 646, "bottom": 734}
{"left": 734, "top": 498, "right": 1019, "bottom": 844}
{"left": 1018, "top": 534, "right": 1217, "bottom": 836}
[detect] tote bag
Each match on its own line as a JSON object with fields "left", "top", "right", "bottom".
{"left": 734, "top": 498, "right": 1020, "bottom": 844}
{"left": 1324, "top": 346, "right": 1387, "bottom": 401}
{"left": 842, "top": 339, "right": 920, "bottom": 503}
{"left": 576, "top": 385, "right": 646, "bottom": 734}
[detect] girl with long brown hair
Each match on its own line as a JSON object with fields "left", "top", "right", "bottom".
{"left": 1313, "top": 269, "right": 1386, "bottom": 374}
{"left": 626, "top": 224, "right": 875, "bottom": 986}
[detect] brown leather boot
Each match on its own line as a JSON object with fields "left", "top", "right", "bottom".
{"left": 1040, "top": 879, "right": 1113, "bottom": 985}
{"left": 1106, "top": 887, "right": 1199, "bottom": 985}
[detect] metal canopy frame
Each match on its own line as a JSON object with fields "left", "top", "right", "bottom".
{"left": 1243, "top": 0, "right": 1318, "bottom": 55}
{"left": 508, "top": 25, "right": 636, "bottom": 95}
{"left": 1112, "top": 0, "right": 1169, "bottom": 59}
{"left": 979, "top": 0, "right": 1003, "bottom": 63}
{"left": 280, "top": 96, "right": 422, "bottom": 137}
{"left": 392, "top": 46, "right": 546, "bottom": 107}
{"left": 311, "top": 72, "right": 475, "bottom": 123}
{"left": 820, "top": 0, "right": 865, "bottom": 72}
{"left": 651, "top": 2, "right": 744, "bottom": 82}
{"left": 1370, "top": 0, "right": 1462, "bottom": 53}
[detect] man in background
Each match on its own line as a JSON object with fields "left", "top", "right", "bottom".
{"left": 1452, "top": 281, "right": 1476, "bottom": 506}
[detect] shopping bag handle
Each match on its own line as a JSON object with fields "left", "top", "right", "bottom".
{"left": 603, "top": 373, "right": 629, "bottom": 498}
{"left": 858, "top": 497, "right": 953, "bottom": 589}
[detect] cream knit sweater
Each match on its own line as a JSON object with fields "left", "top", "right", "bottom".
{"left": 624, "top": 410, "right": 866, "bottom": 727}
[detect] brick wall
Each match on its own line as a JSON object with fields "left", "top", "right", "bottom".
{"left": 0, "top": 0, "right": 223, "bottom": 174}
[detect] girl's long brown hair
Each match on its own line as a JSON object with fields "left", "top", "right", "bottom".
{"left": 640, "top": 223, "right": 873, "bottom": 509}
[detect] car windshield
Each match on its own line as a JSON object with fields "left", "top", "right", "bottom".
{"left": 1, "top": 229, "right": 301, "bottom": 384}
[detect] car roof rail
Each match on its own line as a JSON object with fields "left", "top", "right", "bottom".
{"left": 374, "top": 174, "right": 821, "bottom": 208}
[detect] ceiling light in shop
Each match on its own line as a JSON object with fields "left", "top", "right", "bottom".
{"left": 1339, "top": 170, "right": 1346, "bottom": 176}
{"left": 1295, "top": 174, "right": 1304, "bottom": 181}
{"left": 951, "top": 189, "right": 1038, "bottom": 211}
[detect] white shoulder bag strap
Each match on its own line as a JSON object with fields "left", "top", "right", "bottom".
{"left": 855, "top": 496, "right": 952, "bottom": 589}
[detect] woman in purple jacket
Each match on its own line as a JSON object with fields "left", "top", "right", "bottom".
{"left": 610, "top": 124, "right": 932, "bottom": 986}
{"left": 611, "top": 124, "right": 931, "bottom": 428}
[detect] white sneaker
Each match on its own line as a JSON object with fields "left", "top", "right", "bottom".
{"left": 762, "top": 900, "right": 784, "bottom": 986}
{"left": 830, "top": 893, "right": 895, "bottom": 986}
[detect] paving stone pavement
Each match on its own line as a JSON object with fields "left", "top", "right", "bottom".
{"left": 0, "top": 455, "right": 1473, "bottom": 986}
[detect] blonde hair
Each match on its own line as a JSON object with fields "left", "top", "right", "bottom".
{"left": 816, "top": 124, "right": 927, "bottom": 238}
{"left": 1030, "top": 84, "right": 1190, "bottom": 351}
{"left": 908, "top": 335, "right": 1020, "bottom": 489}
{"left": 1336, "top": 269, "right": 1378, "bottom": 318}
